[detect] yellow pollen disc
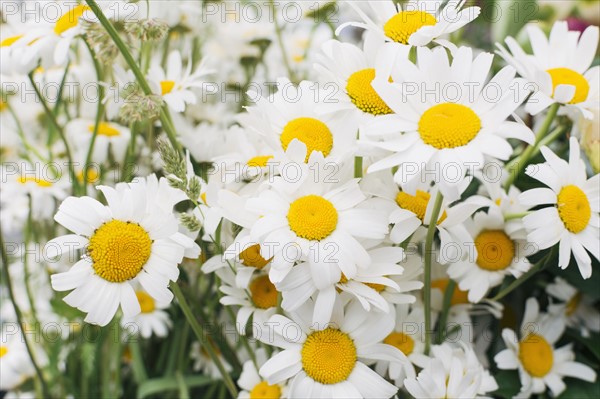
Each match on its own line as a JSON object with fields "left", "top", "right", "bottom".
{"left": 474, "top": 230, "right": 515, "bottom": 271}
{"left": 366, "top": 282, "right": 386, "bottom": 292}
{"left": 88, "top": 122, "right": 120, "bottom": 137}
{"left": 419, "top": 103, "right": 481, "bottom": 149}
{"left": 0, "top": 346, "right": 7, "bottom": 357}
{"left": 160, "top": 80, "right": 176, "bottom": 95}
{"left": 249, "top": 275, "right": 278, "bottom": 309}
{"left": 519, "top": 333, "right": 554, "bottom": 377}
{"left": 250, "top": 381, "right": 282, "bottom": 399}
{"left": 88, "top": 220, "right": 152, "bottom": 283}
{"left": 431, "top": 279, "right": 469, "bottom": 305}
{"left": 239, "top": 244, "right": 271, "bottom": 269}
{"left": 383, "top": 11, "right": 437, "bottom": 44}
{"left": 384, "top": 332, "right": 415, "bottom": 355}
{"left": 247, "top": 155, "right": 273, "bottom": 168}
{"left": 18, "top": 176, "right": 52, "bottom": 187}
{"left": 280, "top": 117, "right": 333, "bottom": 162}
{"left": 547, "top": 68, "right": 590, "bottom": 104}
{"left": 54, "top": 4, "right": 90, "bottom": 35}
{"left": 557, "top": 185, "right": 591, "bottom": 234}
{"left": 0, "top": 99, "right": 7, "bottom": 112}
{"left": 566, "top": 292, "right": 582, "bottom": 316}
{"left": 395, "top": 190, "right": 447, "bottom": 224}
{"left": 1, "top": 34, "right": 24, "bottom": 47}
{"left": 77, "top": 169, "right": 100, "bottom": 184}
{"left": 301, "top": 328, "right": 357, "bottom": 384}
{"left": 346, "top": 68, "right": 393, "bottom": 115}
{"left": 287, "top": 195, "right": 338, "bottom": 241}
{"left": 136, "top": 291, "right": 155, "bottom": 313}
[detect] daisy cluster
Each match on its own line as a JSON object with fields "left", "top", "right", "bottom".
{"left": 1, "top": 1, "right": 599, "bottom": 398}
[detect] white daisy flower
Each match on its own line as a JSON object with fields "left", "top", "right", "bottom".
{"left": 120, "top": 289, "right": 172, "bottom": 338}
{"left": 148, "top": 51, "right": 213, "bottom": 113}
{"left": 277, "top": 246, "right": 414, "bottom": 325}
{"left": 46, "top": 175, "right": 200, "bottom": 326}
{"left": 374, "top": 303, "right": 427, "bottom": 387}
{"left": 339, "top": 0, "right": 480, "bottom": 47}
{"left": 546, "top": 277, "right": 600, "bottom": 337}
{"left": 447, "top": 206, "right": 533, "bottom": 303}
{"left": 314, "top": 33, "right": 409, "bottom": 123}
{"left": 497, "top": 21, "right": 599, "bottom": 118}
{"left": 258, "top": 299, "right": 408, "bottom": 399}
{"left": 404, "top": 342, "right": 498, "bottom": 399}
{"left": 0, "top": 326, "right": 44, "bottom": 391}
{"left": 365, "top": 46, "right": 534, "bottom": 198}
{"left": 520, "top": 137, "right": 599, "bottom": 278}
{"left": 237, "top": 78, "right": 357, "bottom": 163}
{"left": 239, "top": 152, "right": 388, "bottom": 285}
{"left": 238, "top": 348, "right": 288, "bottom": 399}
{"left": 494, "top": 298, "right": 597, "bottom": 397}
{"left": 1, "top": 161, "right": 69, "bottom": 220}
{"left": 66, "top": 118, "right": 131, "bottom": 164}
{"left": 191, "top": 340, "right": 233, "bottom": 379}
{"left": 216, "top": 267, "right": 278, "bottom": 335}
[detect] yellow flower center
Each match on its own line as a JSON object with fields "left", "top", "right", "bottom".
{"left": 249, "top": 275, "right": 278, "bottom": 309}
{"left": 18, "top": 176, "right": 53, "bottom": 187}
{"left": 250, "top": 381, "right": 282, "bottom": 399}
{"left": 301, "top": 328, "right": 357, "bottom": 384}
{"left": 557, "top": 185, "right": 591, "bottom": 234}
{"left": 160, "top": 80, "right": 176, "bottom": 95}
{"left": 88, "top": 122, "right": 121, "bottom": 137}
{"left": 566, "top": 292, "right": 582, "bottom": 316}
{"left": 384, "top": 332, "right": 415, "bottom": 355}
{"left": 54, "top": 4, "right": 90, "bottom": 35}
{"left": 280, "top": 117, "right": 333, "bottom": 162}
{"left": 0, "top": 346, "right": 7, "bottom": 357}
{"left": 247, "top": 155, "right": 273, "bottom": 168}
{"left": 76, "top": 169, "right": 101, "bottom": 184}
{"left": 136, "top": 291, "right": 155, "bottom": 313}
{"left": 1, "top": 34, "right": 24, "bottom": 47}
{"left": 239, "top": 244, "right": 271, "bottom": 269}
{"left": 0, "top": 99, "right": 7, "bottom": 112}
{"left": 395, "top": 190, "right": 447, "bottom": 224}
{"left": 346, "top": 68, "right": 393, "bottom": 115}
{"left": 383, "top": 11, "right": 437, "bottom": 44}
{"left": 519, "top": 333, "right": 554, "bottom": 378}
{"left": 88, "top": 220, "right": 152, "bottom": 283}
{"left": 419, "top": 103, "right": 481, "bottom": 149}
{"left": 432, "top": 279, "right": 469, "bottom": 305}
{"left": 547, "top": 68, "right": 590, "bottom": 104}
{"left": 287, "top": 195, "right": 338, "bottom": 241}
{"left": 474, "top": 230, "right": 515, "bottom": 271}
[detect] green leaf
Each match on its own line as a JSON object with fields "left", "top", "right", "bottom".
{"left": 137, "top": 375, "right": 212, "bottom": 399}
{"left": 493, "top": 370, "right": 522, "bottom": 399}
{"left": 565, "top": 329, "right": 600, "bottom": 362}
{"left": 557, "top": 379, "right": 600, "bottom": 399}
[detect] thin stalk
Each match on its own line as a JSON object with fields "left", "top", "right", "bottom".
{"left": 129, "top": 339, "right": 148, "bottom": 383}
{"left": 423, "top": 191, "right": 443, "bottom": 355}
{"left": 504, "top": 103, "right": 560, "bottom": 190}
{"left": 354, "top": 156, "right": 363, "bottom": 178}
{"left": 269, "top": 0, "right": 297, "bottom": 82}
{"left": 436, "top": 279, "right": 456, "bottom": 344}
{"left": 170, "top": 282, "right": 238, "bottom": 398}
{"left": 84, "top": 0, "right": 182, "bottom": 154}
{"left": 28, "top": 72, "right": 79, "bottom": 194}
{"left": 0, "top": 226, "right": 50, "bottom": 398}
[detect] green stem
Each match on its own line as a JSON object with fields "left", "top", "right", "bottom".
{"left": 269, "top": 0, "right": 297, "bottom": 82}
{"left": 491, "top": 247, "right": 556, "bottom": 301}
{"left": 504, "top": 103, "right": 560, "bottom": 190}
{"left": 504, "top": 212, "right": 531, "bottom": 221}
{"left": 436, "top": 279, "right": 455, "bottom": 344}
{"left": 354, "top": 156, "right": 363, "bottom": 178}
{"left": 129, "top": 339, "right": 148, "bottom": 383}
{"left": 0, "top": 226, "right": 50, "bottom": 398}
{"left": 170, "top": 282, "right": 238, "bottom": 398}
{"left": 423, "top": 191, "right": 443, "bottom": 355}
{"left": 28, "top": 72, "right": 79, "bottom": 194}
{"left": 82, "top": 40, "right": 105, "bottom": 193}
{"left": 84, "top": 0, "right": 182, "bottom": 154}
